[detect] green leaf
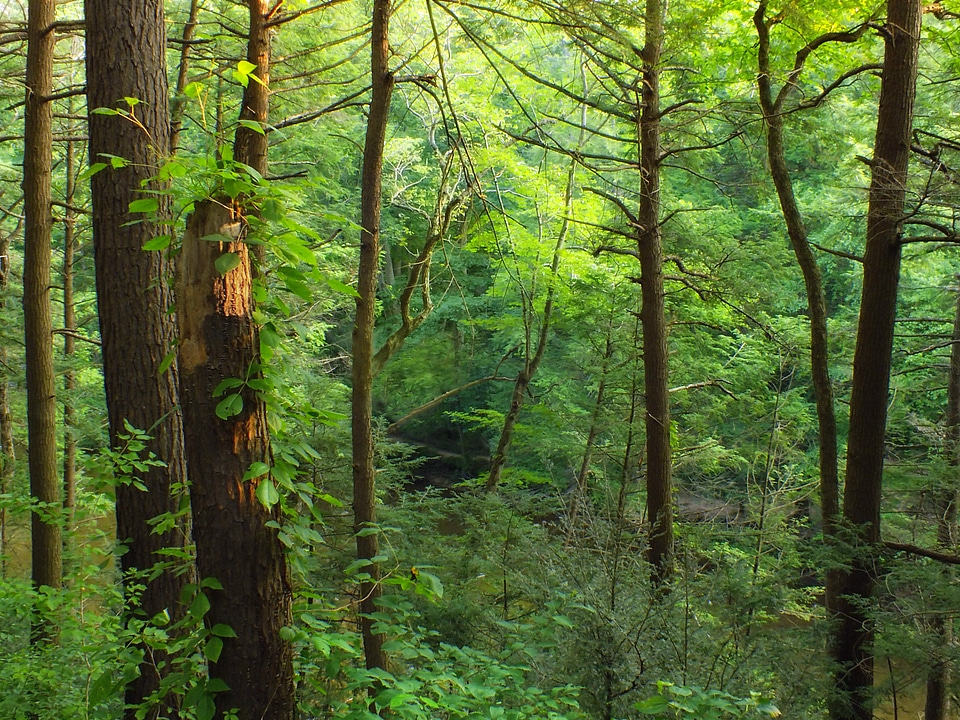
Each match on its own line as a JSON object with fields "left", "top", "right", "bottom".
{"left": 142, "top": 235, "right": 172, "bottom": 251}
{"left": 635, "top": 695, "right": 670, "bottom": 714}
{"left": 255, "top": 478, "right": 280, "bottom": 509}
{"left": 243, "top": 461, "right": 270, "bottom": 481}
{"left": 158, "top": 348, "right": 177, "bottom": 375}
{"left": 129, "top": 198, "right": 159, "bottom": 214}
{"left": 203, "top": 636, "right": 224, "bottom": 662}
{"left": 196, "top": 695, "right": 215, "bottom": 720}
{"left": 184, "top": 81, "right": 204, "bottom": 98}
{"left": 326, "top": 276, "right": 361, "bottom": 298}
{"left": 210, "top": 623, "right": 237, "bottom": 638}
{"left": 78, "top": 162, "right": 108, "bottom": 181}
{"left": 215, "top": 252, "right": 242, "bottom": 276}
{"left": 237, "top": 60, "right": 257, "bottom": 76}
{"left": 122, "top": 96, "right": 141, "bottom": 107}
{"left": 213, "top": 377, "right": 244, "bottom": 397}
{"left": 238, "top": 119, "right": 266, "bottom": 135}
{"left": 188, "top": 592, "right": 210, "bottom": 620}
{"left": 215, "top": 393, "right": 243, "bottom": 419}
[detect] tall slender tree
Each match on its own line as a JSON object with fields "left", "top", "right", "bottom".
{"left": 637, "top": 0, "right": 673, "bottom": 584}
{"left": 85, "top": 0, "right": 191, "bottom": 713}
{"left": 352, "top": 0, "right": 394, "bottom": 671}
{"left": 23, "top": 0, "right": 61, "bottom": 631}
{"left": 832, "top": 1, "right": 922, "bottom": 718}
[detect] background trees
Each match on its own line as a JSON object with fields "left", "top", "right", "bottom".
{"left": 1, "top": 0, "right": 960, "bottom": 718}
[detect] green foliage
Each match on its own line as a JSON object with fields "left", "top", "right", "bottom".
{"left": 635, "top": 682, "right": 780, "bottom": 720}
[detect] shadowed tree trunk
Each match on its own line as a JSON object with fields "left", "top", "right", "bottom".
{"left": 23, "top": 0, "right": 61, "bottom": 635}
{"left": 832, "top": 2, "right": 922, "bottom": 718}
{"left": 62, "top": 138, "right": 77, "bottom": 526}
{"left": 638, "top": 0, "right": 672, "bottom": 585}
{"left": 85, "top": 0, "right": 191, "bottom": 713}
{"left": 0, "top": 222, "right": 15, "bottom": 578}
{"left": 352, "top": 0, "right": 394, "bottom": 671}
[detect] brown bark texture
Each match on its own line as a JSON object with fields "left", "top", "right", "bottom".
{"left": 85, "top": 0, "right": 191, "bottom": 712}
{"left": 178, "top": 200, "right": 294, "bottom": 719}
{"left": 754, "top": 0, "right": 840, "bottom": 607}
{"left": 832, "top": 2, "right": 922, "bottom": 719}
{"left": 233, "top": 0, "right": 271, "bottom": 177}
{"left": 23, "top": 0, "right": 62, "bottom": 610}
{"left": 639, "top": 0, "right": 673, "bottom": 585}
{"left": 352, "top": 0, "right": 394, "bottom": 672}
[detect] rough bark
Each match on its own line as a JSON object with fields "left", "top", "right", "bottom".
{"left": 924, "top": 284, "right": 960, "bottom": 720}
{"left": 85, "top": 0, "right": 190, "bottom": 712}
{"left": 352, "top": 0, "right": 394, "bottom": 671}
{"left": 754, "top": 0, "right": 840, "bottom": 608}
{"left": 233, "top": 0, "right": 271, "bottom": 177}
{"left": 832, "top": 3, "right": 922, "bottom": 718}
{"left": 23, "top": 0, "right": 62, "bottom": 624}
{"left": 178, "top": 200, "right": 294, "bottom": 719}
{"left": 638, "top": 0, "right": 673, "bottom": 585}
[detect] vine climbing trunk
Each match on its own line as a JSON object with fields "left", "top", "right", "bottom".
{"left": 86, "top": 0, "right": 192, "bottom": 712}
{"left": 352, "top": 0, "right": 394, "bottom": 671}
{"left": 832, "top": 2, "right": 921, "bottom": 718}
{"left": 638, "top": 0, "right": 673, "bottom": 585}
{"left": 23, "top": 0, "right": 61, "bottom": 636}
{"left": 178, "top": 201, "right": 294, "bottom": 720}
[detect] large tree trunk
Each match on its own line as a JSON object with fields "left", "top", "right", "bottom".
{"left": 352, "top": 0, "right": 394, "bottom": 672}
{"left": 754, "top": 0, "right": 840, "bottom": 608}
{"left": 85, "top": 0, "right": 191, "bottom": 713}
{"left": 639, "top": 0, "right": 673, "bottom": 585}
{"left": 23, "top": 0, "right": 61, "bottom": 632}
{"left": 178, "top": 200, "right": 294, "bottom": 720}
{"left": 832, "top": 2, "right": 922, "bottom": 718}
{"left": 923, "top": 284, "right": 960, "bottom": 720}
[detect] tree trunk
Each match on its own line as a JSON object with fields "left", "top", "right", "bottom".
{"left": 832, "top": 3, "right": 922, "bottom": 718}
{"left": 754, "top": 0, "right": 840, "bottom": 608}
{"left": 85, "top": 0, "right": 191, "bottom": 712}
{"left": 233, "top": 0, "right": 271, "bottom": 178}
{"left": 923, "top": 283, "right": 960, "bottom": 720}
{"left": 62, "top": 138, "right": 77, "bottom": 526}
{"left": 178, "top": 200, "right": 294, "bottom": 720}
{"left": 0, "top": 220, "right": 14, "bottom": 579}
{"left": 638, "top": 0, "right": 673, "bottom": 585}
{"left": 352, "top": 0, "right": 394, "bottom": 672}
{"left": 171, "top": 0, "right": 201, "bottom": 155}
{"left": 23, "top": 0, "right": 61, "bottom": 631}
